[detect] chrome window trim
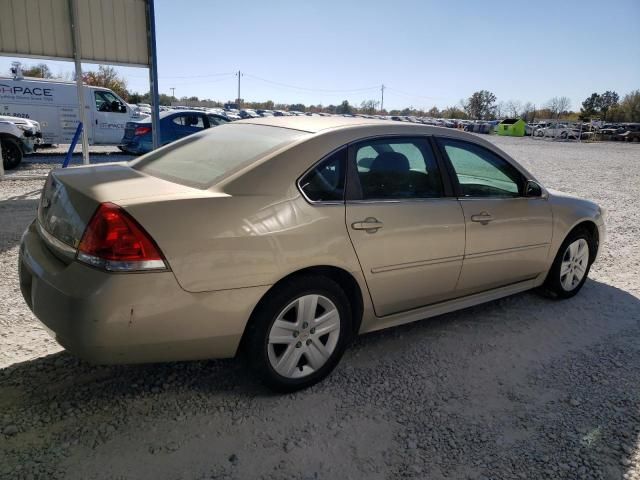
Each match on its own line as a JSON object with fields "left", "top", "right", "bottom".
{"left": 346, "top": 197, "right": 457, "bottom": 205}
{"left": 296, "top": 146, "right": 348, "bottom": 206}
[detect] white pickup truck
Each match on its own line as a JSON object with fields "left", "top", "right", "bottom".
{"left": 0, "top": 115, "right": 42, "bottom": 169}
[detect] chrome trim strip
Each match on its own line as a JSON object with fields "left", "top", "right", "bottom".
{"left": 77, "top": 252, "right": 167, "bottom": 272}
{"left": 347, "top": 197, "right": 454, "bottom": 205}
{"left": 371, "top": 255, "right": 464, "bottom": 274}
{"left": 465, "top": 243, "right": 549, "bottom": 260}
{"left": 36, "top": 221, "right": 76, "bottom": 260}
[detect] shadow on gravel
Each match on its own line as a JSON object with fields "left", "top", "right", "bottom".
{"left": 1, "top": 279, "right": 638, "bottom": 400}
{"left": 1, "top": 279, "right": 639, "bottom": 478}
{"left": 0, "top": 196, "right": 39, "bottom": 255}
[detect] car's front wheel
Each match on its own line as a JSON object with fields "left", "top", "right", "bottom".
{"left": 244, "top": 275, "right": 352, "bottom": 391}
{"left": 1, "top": 137, "right": 23, "bottom": 170}
{"left": 543, "top": 228, "right": 595, "bottom": 299}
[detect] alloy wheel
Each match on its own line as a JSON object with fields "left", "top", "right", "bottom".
{"left": 560, "top": 238, "right": 589, "bottom": 291}
{"left": 267, "top": 294, "right": 341, "bottom": 378}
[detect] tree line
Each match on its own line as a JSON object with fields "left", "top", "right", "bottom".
{"left": 13, "top": 63, "right": 640, "bottom": 123}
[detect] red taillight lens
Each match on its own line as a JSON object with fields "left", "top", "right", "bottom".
{"left": 134, "top": 126, "right": 151, "bottom": 136}
{"left": 77, "top": 203, "right": 167, "bottom": 272}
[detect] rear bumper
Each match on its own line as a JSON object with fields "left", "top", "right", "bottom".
{"left": 19, "top": 221, "right": 269, "bottom": 364}
{"left": 118, "top": 137, "right": 151, "bottom": 155}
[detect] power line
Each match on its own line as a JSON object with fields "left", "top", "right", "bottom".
{"left": 165, "top": 76, "right": 235, "bottom": 86}
{"left": 385, "top": 87, "right": 441, "bottom": 101}
{"left": 243, "top": 73, "right": 379, "bottom": 94}
{"left": 128, "top": 71, "right": 235, "bottom": 79}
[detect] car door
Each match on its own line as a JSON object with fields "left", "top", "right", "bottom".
{"left": 435, "top": 137, "right": 553, "bottom": 296}
{"left": 171, "top": 113, "right": 206, "bottom": 140}
{"left": 92, "top": 90, "right": 129, "bottom": 144}
{"left": 345, "top": 136, "right": 466, "bottom": 317}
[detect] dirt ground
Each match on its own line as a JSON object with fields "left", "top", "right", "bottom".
{"left": 1, "top": 137, "right": 639, "bottom": 479}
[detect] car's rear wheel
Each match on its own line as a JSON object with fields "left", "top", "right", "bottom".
{"left": 543, "top": 228, "right": 595, "bottom": 299}
{"left": 1, "top": 137, "right": 23, "bottom": 170}
{"left": 244, "top": 275, "right": 352, "bottom": 391}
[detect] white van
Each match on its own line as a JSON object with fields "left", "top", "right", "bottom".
{"left": 0, "top": 75, "right": 141, "bottom": 145}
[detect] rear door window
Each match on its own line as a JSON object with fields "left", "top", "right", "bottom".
{"left": 353, "top": 138, "right": 443, "bottom": 199}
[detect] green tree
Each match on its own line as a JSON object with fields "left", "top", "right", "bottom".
{"left": 580, "top": 93, "right": 601, "bottom": 120}
{"left": 288, "top": 103, "right": 306, "bottom": 112}
{"left": 618, "top": 90, "right": 640, "bottom": 122}
{"left": 464, "top": 90, "right": 497, "bottom": 119}
{"left": 128, "top": 92, "right": 143, "bottom": 104}
{"left": 599, "top": 91, "right": 619, "bottom": 121}
{"left": 22, "top": 63, "right": 54, "bottom": 78}
{"left": 82, "top": 65, "right": 129, "bottom": 100}
{"left": 442, "top": 106, "right": 467, "bottom": 119}
{"left": 336, "top": 100, "right": 353, "bottom": 114}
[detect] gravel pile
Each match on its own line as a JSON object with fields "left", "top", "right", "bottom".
{"left": 1, "top": 137, "right": 639, "bottom": 479}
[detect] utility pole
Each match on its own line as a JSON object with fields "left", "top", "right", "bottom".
{"left": 236, "top": 70, "right": 243, "bottom": 107}
{"left": 380, "top": 84, "right": 385, "bottom": 113}
{"left": 170, "top": 87, "right": 175, "bottom": 99}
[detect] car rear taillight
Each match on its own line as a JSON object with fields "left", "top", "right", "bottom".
{"left": 77, "top": 203, "right": 167, "bottom": 272}
{"left": 134, "top": 126, "right": 151, "bottom": 136}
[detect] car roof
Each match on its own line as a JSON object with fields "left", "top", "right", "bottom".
{"left": 237, "top": 115, "right": 413, "bottom": 133}
{"left": 160, "top": 109, "right": 211, "bottom": 119}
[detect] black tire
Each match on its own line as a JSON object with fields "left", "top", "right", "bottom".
{"left": 243, "top": 275, "right": 352, "bottom": 392}
{"left": 542, "top": 227, "right": 596, "bottom": 299}
{"left": 1, "top": 137, "right": 23, "bottom": 170}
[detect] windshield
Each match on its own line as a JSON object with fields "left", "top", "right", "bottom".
{"left": 130, "top": 124, "right": 307, "bottom": 189}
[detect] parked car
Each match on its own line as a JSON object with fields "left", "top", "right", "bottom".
{"left": 20, "top": 117, "right": 605, "bottom": 391}
{"left": 119, "top": 110, "right": 229, "bottom": 154}
{"left": 614, "top": 124, "right": 640, "bottom": 142}
{"left": 0, "top": 115, "right": 42, "bottom": 169}
{"left": 536, "top": 124, "right": 578, "bottom": 139}
{"left": 239, "top": 109, "right": 260, "bottom": 119}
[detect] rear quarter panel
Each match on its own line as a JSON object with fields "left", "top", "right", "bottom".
{"left": 123, "top": 192, "right": 363, "bottom": 294}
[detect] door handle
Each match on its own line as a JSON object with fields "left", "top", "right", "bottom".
{"left": 351, "top": 217, "right": 384, "bottom": 232}
{"left": 470, "top": 212, "right": 494, "bottom": 224}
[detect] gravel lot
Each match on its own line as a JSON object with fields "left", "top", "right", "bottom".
{"left": 1, "top": 137, "right": 639, "bottom": 480}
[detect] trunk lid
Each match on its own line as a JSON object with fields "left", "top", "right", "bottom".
{"left": 36, "top": 164, "right": 213, "bottom": 263}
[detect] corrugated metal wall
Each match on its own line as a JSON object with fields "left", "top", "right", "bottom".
{"left": 0, "top": 0, "right": 149, "bottom": 66}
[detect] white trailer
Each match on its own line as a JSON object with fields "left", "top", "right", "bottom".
{"left": 0, "top": 75, "right": 141, "bottom": 145}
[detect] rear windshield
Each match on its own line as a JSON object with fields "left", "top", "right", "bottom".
{"left": 130, "top": 124, "right": 306, "bottom": 188}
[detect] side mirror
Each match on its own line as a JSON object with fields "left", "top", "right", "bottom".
{"left": 525, "top": 180, "right": 543, "bottom": 197}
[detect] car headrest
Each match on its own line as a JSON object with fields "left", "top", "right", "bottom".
{"left": 371, "top": 151, "right": 410, "bottom": 172}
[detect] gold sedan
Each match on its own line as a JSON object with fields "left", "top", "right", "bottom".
{"left": 19, "top": 116, "right": 605, "bottom": 391}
